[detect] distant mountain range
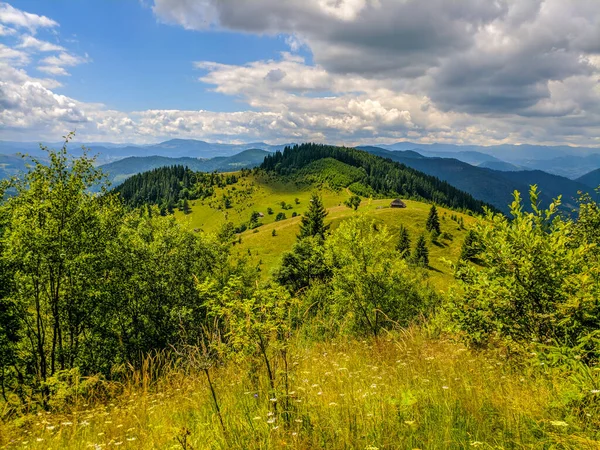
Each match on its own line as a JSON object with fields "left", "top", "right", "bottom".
{"left": 0, "top": 139, "right": 290, "bottom": 165}
{"left": 99, "top": 149, "right": 270, "bottom": 185}
{"left": 2, "top": 138, "right": 600, "bottom": 178}
{"left": 577, "top": 169, "right": 600, "bottom": 189}
{"left": 372, "top": 141, "right": 600, "bottom": 179}
{"left": 358, "top": 146, "right": 593, "bottom": 213}
{"left": 3, "top": 138, "right": 600, "bottom": 213}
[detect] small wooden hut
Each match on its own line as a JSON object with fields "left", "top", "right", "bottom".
{"left": 390, "top": 198, "right": 406, "bottom": 208}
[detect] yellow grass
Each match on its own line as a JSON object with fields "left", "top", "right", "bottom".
{"left": 2, "top": 329, "right": 598, "bottom": 449}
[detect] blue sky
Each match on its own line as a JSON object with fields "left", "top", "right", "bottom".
{"left": 1, "top": 0, "right": 600, "bottom": 146}
{"left": 8, "top": 0, "right": 299, "bottom": 112}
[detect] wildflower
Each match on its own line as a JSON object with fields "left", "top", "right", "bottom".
{"left": 295, "top": 419, "right": 302, "bottom": 423}
{"left": 550, "top": 421, "right": 568, "bottom": 427}
{"left": 267, "top": 418, "right": 276, "bottom": 424}
{"left": 442, "top": 386, "right": 449, "bottom": 390}
{"left": 61, "top": 421, "right": 73, "bottom": 426}
{"left": 46, "top": 425, "right": 55, "bottom": 431}
{"left": 36, "top": 438, "right": 44, "bottom": 442}
{"left": 270, "top": 398, "right": 277, "bottom": 402}
{"left": 254, "top": 393, "right": 259, "bottom": 399}
{"left": 404, "top": 420, "right": 415, "bottom": 425}
{"left": 292, "top": 432, "right": 297, "bottom": 436}
{"left": 126, "top": 437, "right": 137, "bottom": 441}
{"left": 590, "top": 390, "right": 600, "bottom": 394}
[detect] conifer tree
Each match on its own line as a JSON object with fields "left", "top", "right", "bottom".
{"left": 298, "top": 193, "right": 329, "bottom": 240}
{"left": 396, "top": 224, "right": 411, "bottom": 258}
{"left": 460, "top": 229, "right": 481, "bottom": 261}
{"left": 412, "top": 234, "right": 429, "bottom": 267}
{"left": 426, "top": 205, "right": 441, "bottom": 234}
{"left": 182, "top": 198, "right": 191, "bottom": 215}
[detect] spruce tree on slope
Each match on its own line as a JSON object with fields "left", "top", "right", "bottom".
{"left": 298, "top": 193, "right": 330, "bottom": 240}
{"left": 396, "top": 224, "right": 411, "bottom": 259}
{"left": 426, "top": 205, "right": 441, "bottom": 234}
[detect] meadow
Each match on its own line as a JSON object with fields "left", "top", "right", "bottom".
{"left": 2, "top": 328, "right": 598, "bottom": 449}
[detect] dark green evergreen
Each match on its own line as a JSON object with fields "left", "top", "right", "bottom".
{"left": 460, "top": 229, "right": 481, "bottom": 262}
{"left": 412, "top": 234, "right": 429, "bottom": 267}
{"left": 426, "top": 205, "right": 441, "bottom": 234}
{"left": 298, "top": 193, "right": 329, "bottom": 240}
{"left": 396, "top": 225, "right": 411, "bottom": 258}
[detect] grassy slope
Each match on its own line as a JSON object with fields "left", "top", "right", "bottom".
{"left": 2, "top": 329, "right": 596, "bottom": 449}
{"left": 175, "top": 171, "right": 476, "bottom": 290}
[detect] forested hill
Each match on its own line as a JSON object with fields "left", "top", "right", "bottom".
{"left": 261, "top": 143, "right": 492, "bottom": 213}
{"left": 113, "top": 165, "right": 239, "bottom": 210}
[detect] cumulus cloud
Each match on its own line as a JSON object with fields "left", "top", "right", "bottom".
{"left": 3, "top": 0, "right": 600, "bottom": 147}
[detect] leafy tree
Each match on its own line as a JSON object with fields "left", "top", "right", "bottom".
{"left": 298, "top": 193, "right": 329, "bottom": 240}
{"left": 325, "top": 216, "right": 434, "bottom": 336}
{"left": 396, "top": 224, "right": 411, "bottom": 258}
{"left": 267, "top": 207, "right": 274, "bottom": 215}
{"left": 275, "top": 212, "right": 286, "bottom": 222}
{"left": 412, "top": 234, "right": 429, "bottom": 267}
{"left": 0, "top": 134, "right": 123, "bottom": 397}
{"left": 450, "top": 186, "right": 600, "bottom": 361}
{"left": 294, "top": 198, "right": 300, "bottom": 205}
{"left": 344, "top": 195, "right": 361, "bottom": 211}
{"left": 426, "top": 205, "right": 441, "bottom": 234}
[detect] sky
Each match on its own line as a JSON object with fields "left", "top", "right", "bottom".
{"left": 1, "top": 0, "right": 600, "bottom": 146}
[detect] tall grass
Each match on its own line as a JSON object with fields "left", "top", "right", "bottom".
{"left": 2, "top": 328, "right": 599, "bottom": 449}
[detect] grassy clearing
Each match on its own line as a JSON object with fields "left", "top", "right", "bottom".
{"left": 175, "top": 173, "right": 476, "bottom": 289}
{"left": 2, "top": 328, "right": 598, "bottom": 449}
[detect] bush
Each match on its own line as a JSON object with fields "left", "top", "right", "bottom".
{"left": 449, "top": 187, "right": 600, "bottom": 362}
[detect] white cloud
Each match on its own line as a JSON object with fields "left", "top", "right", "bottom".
{"left": 18, "top": 35, "right": 65, "bottom": 52}
{"left": 0, "top": 2, "right": 58, "bottom": 33}
{"left": 0, "top": 23, "right": 15, "bottom": 35}
{"left": 37, "top": 65, "right": 70, "bottom": 76}
{"left": 0, "top": 43, "right": 29, "bottom": 65}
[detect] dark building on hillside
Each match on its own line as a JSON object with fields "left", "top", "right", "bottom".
{"left": 390, "top": 199, "right": 407, "bottom": 208}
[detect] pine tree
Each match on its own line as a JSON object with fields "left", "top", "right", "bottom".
{"left": 298, "top": 193, "right": 329, "bottom": 240}
{"left": 412, "top": 234, "right": 429, "bottom": 267}
{"left": 460, "top": 229, "right": 481, "bottom": 261}
{"left": 182, "top": 198, "right": 191, "bottom": 215}
{"left": 396, "top": 224, "right": 411, "bottom": 258}
{"left": 426, "top": 205, "right": 441, "bottom": 234}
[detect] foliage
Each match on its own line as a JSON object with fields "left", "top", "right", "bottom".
{"left": 459, "top": 229, "right": 482, "bottom": 261}
{"left": 412, "top": 234, "right": 429, "bottom": 267}
{"left": 426, "top": 204, "right": 441, "bottom": 234}
{"left": 114, "top": 165, "right": 237, "bottom": 210}
{"left": 298, "top": 193, "right": 329, "bottom": 240}
{"left": 273, "top": 236, "right": 331, "bottom": 293}
{"left": 344, "top": 194, "right": 361, "bottom": 211}
{"left": 0, "top": 136, "right": 231, "bottom": 407}
{"left": 449, "top": 186, "right": 600, "bottom": 361}
{"left": 324, "top": 216, "right": 435, "bottom": 336}
{"left": 396, "top": 224, "right": 411, "bottom": 258}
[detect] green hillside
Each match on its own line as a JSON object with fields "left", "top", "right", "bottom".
{"left": 173, "top": 170, "right": 475, "bottom": 288}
